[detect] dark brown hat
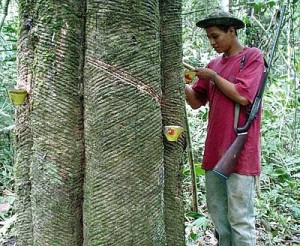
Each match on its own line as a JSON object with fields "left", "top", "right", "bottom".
{"left": 196, "top": 10, "right": 245, "bottom": 29}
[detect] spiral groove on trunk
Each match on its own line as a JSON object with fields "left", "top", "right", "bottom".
{"left": 15, "top": 2, "right": 37, "bottom": 244}
{"left": 160, "top": 1, "right": 186, "bottom": 245}
{"left": 16, "top": 1, "right": 86, "bottom": 245}
{"left": 14, "top": 106, "right": 33, "bottom": 245}
{"left": 83, "top": 1, "right": 165, "bottom": 245}
{"left": 16, "top": 1, "right": 186, "bottom": 244}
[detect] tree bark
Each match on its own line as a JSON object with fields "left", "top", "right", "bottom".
{"left": 220, "top": 0, "right": 230, "bottom": 11}
{"left": 83, "top": 1, "right": 165, "bottom": 245}
{"left": 15, "top": 1, "right": 37, "bottom": 244}
{"left": 16, "top": 0, "right": 85, "bottom": 245}
{"left": 160, "top": 1, "right": 186, "bottom": 245}
{"left": 14, "top": 107, "right": 33, "bottom": 245}
{"left": 16, "top": 1, "right": 185, "bottom": 245}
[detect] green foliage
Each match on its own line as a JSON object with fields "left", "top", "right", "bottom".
{"left": 185, "top": 213, "right": 210, "bottom": 245}
{"left": 0, "top": 0, "right": 299, "bottom": 244}
{"left": 0, "top": 4, "right": 18, "bottom": 244}
{"left": 183, "top": 0, "right": 300, "bottom": 245}
{"left": 249, "top": 0, "right": 279, "bottom": 13}
{"left": 0, "top": 7, "right": 17, "bottom": 190}
{"left": 182, "top": 1, "right": 218, "bottom": 67}
{"left": 183, "top": 162, "right": 205, "bottom": 177}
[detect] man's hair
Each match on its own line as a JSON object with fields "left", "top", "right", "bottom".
{"left": 214, "top": 24, "right": 238, "bottom": 36}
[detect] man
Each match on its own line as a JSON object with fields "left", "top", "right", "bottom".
{"left": 185, "top": 11, "right": 265, "bottom": 245}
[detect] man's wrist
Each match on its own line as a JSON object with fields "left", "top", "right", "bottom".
{"left": 210, "top": 71, "right": 218, "bottom": 86}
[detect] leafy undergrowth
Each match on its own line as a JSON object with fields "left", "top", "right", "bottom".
{"left": 0, "top": 190, "right": 16, "bottom": 245}
{"left": 183, "top": 160, "right": 300, "bottom": 245}
{"left": 2, "top": 159, "right": 298, "bottom": 245}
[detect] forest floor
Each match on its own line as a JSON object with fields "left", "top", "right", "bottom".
{"left": 0, "top": 164, "right": 299, "bottom": 245}
{"left": 184, "top": 171, "right": 300, "bottom": 246}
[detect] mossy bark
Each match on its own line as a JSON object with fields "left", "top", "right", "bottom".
{"left": 16, "top": 1, "right": 185, "bottom": 245}
{"left": 83, "top": 1, "right": 165, "bottom": 245}
{"left": 16, "top": 0, "right": 85, "bottom": 245}
{"left": 160, "top": 1, "right": 186, "bottom": 245}
{"left": 15, "top": 1, "right": 37, "bottom": 245}
{"left": 14, "top": 107, "right": 33, "bottom": 245}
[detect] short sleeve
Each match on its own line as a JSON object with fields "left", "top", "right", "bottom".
{"left": 192, "top": 78, "right": 209, "bottom": 105}
{"left": 234, "top": 48, "right": 265, "bottom": 103}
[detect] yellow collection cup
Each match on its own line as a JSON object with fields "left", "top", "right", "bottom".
{"left": 164, "top": 125, "right": 184, "bottom": 142}
{"left": 184, "top": 70, "right": 196, "bottom": 84}
{"left": 8, "top": 89, "right": 27, "bottom": 105}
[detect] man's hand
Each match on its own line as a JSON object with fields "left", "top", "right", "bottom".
{"left": 193, "top": 68, "right": 250, "bottom": 106}
{"left": 185, "top": 84, "right": 203, "bottom": 109}
{"left": 193, "top": 67, "right": 215, "bottom": 81}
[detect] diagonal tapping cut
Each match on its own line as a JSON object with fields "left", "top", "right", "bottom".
{"left": 86, "top": 55, "right": 161, "bottom": 106}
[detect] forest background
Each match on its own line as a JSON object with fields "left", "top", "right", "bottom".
{"left": 0, "top": 0, "right": 299, "bottom": 245}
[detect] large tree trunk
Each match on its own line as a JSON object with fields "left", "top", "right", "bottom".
{"left": 16, "top": 1, "right": 185, "bottom": 245}
{"left": 160, "top": 1, "right": 186, "bottom": 245}
{"left": 15, "top": 1, "right": 35, "bottom": 244}
{"left": 220, "top": 0, "right": 230, "bottom": 11}
{"left": 16, "top": 0, "right": 85, "bottom": 244}
{"left": 83, "top": 1, "right": 165, "bottom": 245}
{"left": 14, "top": 107, "right": 33, "bottom": 245}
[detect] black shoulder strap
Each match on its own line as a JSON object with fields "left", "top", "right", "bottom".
{"left": 264, "top": 57, "right": 269, "bottom": 69}
{"left": 240, "top": 53, "right": 246, "bottom": 70}
{"left": 234, "top": 52, "right": 247, "bottom": 131}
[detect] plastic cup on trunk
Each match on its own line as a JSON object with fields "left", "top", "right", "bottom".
{"left": 164, "top": 125, "right": 184, "bottom": 142}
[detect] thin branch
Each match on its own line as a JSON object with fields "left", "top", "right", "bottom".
{"left": 0, "top": 0, "right": 10, "bottom": 32}
{"left": 0, "top": 49, "right": 16, "bottom": 52}
{"left": 251, "top": 15, "right": 296, "bottom": 75}
{"left": 181, "top": 8, "right": 206, "bottom": 15}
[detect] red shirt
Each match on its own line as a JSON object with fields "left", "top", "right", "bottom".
{"left": 192, "top": 47, "right": 265, "bottom": 175}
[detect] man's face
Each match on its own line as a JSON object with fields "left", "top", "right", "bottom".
{"left": 205, "top": 26, "right": 235, "bottom": 54}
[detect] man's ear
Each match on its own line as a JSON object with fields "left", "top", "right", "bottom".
{"left": 229, "top": 26, "right": 235, "bottom": 33}
{"left": 228, "top": 26, "right": 237, "bottom": 36}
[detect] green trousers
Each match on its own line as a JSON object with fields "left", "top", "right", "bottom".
{"left": 205, "top": 171, "right": 256, "bottom": 246}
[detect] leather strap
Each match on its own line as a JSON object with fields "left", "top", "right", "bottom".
{"left": 234, "top": 103, "right": 240, "bottom": 132}
{"left": 234, "top": 53, "right": 247, "bottom": 132}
